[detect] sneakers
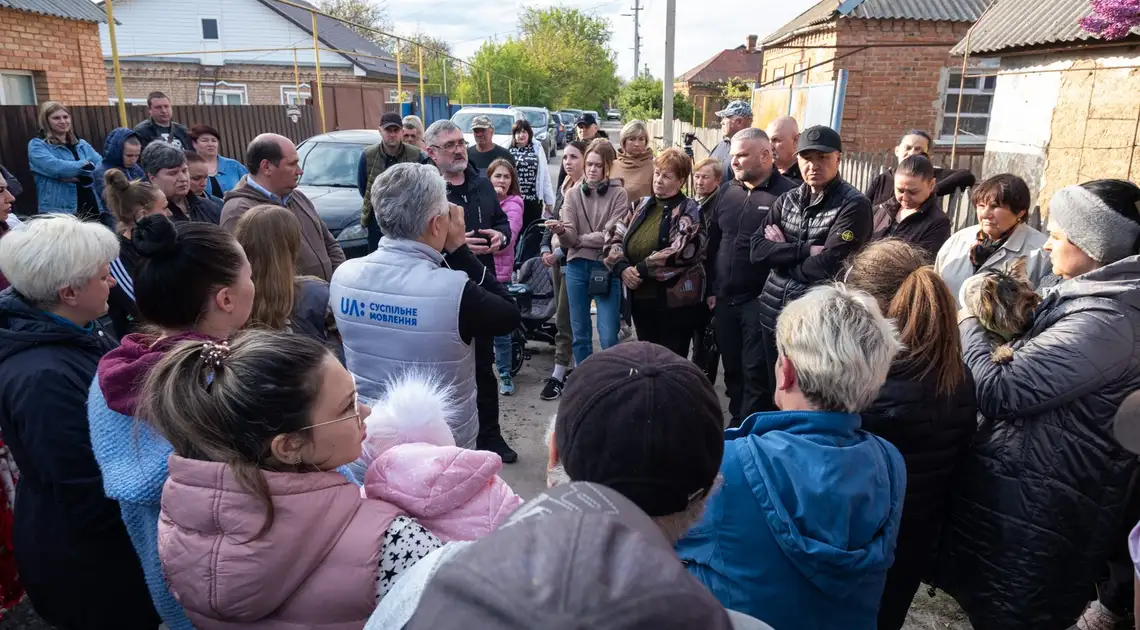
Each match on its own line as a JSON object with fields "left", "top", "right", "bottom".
{"left": 498, "top": 369, "right": 515, "bottom": 396}
{"left": 477, "top": 433, "right": 519, "bottom": 464}
{"left": 1071, "top": 601, "right": 1123, "bottom": 630}
{"left": 540, "top": 376, "right": 564, "bottom": 400}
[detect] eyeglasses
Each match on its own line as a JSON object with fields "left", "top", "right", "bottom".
{"left": 301, "top": 393, "right": 364, "bottom": 431}
{"left": 431, "top": 139, "right": 468, "bottom": 153}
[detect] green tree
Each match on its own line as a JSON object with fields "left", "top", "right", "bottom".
{"left": 516, "top": 7, "right": 620, "bottom": 110}
{"left": 721, "top": 77, "right": 753, "bottom": 102}
{"left": 318, "top": 0, "right": 390, "bottom": 46}
{"left": 454, "top": 40, "right": 552, "bottom": 107}
{"left": 618, "top": 74, "right": 693, "bottom": 122}
{"left": 394, "top": 33, "right": 459, "bottom": 96}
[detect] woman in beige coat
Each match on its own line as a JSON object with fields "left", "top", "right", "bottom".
{"left": 550, "top": 139, "right": 629, "bottom": 364}
{"left": 609, "top": 120, "right": 654, "bottom": 203}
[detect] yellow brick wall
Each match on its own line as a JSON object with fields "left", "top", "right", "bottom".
{"left": 0, "top": 7, "right": 108, "bottom": 106}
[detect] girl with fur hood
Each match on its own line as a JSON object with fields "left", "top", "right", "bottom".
{"left": 359, "top": 371, "right": 522, "bottom": 542}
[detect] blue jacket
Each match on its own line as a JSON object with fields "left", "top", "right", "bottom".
{"left": 210, "top": 155, "right": 248, "bottom": 196}
{"left": 675, "top": 410, "right": 907, "bottom": 629}
{"left": 93, "top": 128, "right": 147, "bottom": 224}
{"left": 28, "top": 136, "right": 102, "bottom": 214}
{"left": 88, "top": 379, "right": 194, "bottom": 630}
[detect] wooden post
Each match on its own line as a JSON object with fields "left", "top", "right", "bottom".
{"left": 105, "top": 0, "right": 128, "bottom": 127}
{"left": 508, "top": 80, "right": 513, "bottom": 106}
{"left": 951, "top": 26, "right": 973, "bottom": 163}
{"left": 486, "top": 70, "right": 492, "bottom": 104}
{"left": 311, "top": 11, "right": 326, "bottom": 132}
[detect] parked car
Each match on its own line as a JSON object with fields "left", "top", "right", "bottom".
{"left": 514, "top": 106, "right": 557, "bottom": 158}
{"left": 452, "top": 107, "right": 521, "bottom": 150}
{"left": 294, "top": 129, "right": 377, "bottom": 259}
{"left": 561, "top": 109, "right": 584, "bottom": 142}
{"left": 606, "top": 108, "right": 621, "bottom": 121}
{"left": 551, "top": 113, "right": 567, "bottom": 149}
{"left": 584, "top": 110, "right": 601, "bottom": 124}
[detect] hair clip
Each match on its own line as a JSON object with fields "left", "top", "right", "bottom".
{"left": 201, "top": 342, "right": 230, "bottom": 368}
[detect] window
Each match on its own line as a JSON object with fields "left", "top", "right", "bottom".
{"left": 297, "top": 141, "right": 365, "bottom": 187}
{"left": 109, "top": 97, "right": 148, "bottom": 106}
{"left": 281, "top": 84, "right": 311, "bottom": 105}
{"left": 198, "top": 81, "right": 246, "bottom": 105}
{"left": 201, "top": 18, "right": 219, "bottom": 40}
{"left": 938, "top": 63, "right": 998, "bottom": 143}
{"left": 451, "top": 111, "right": 515, "bottom": 135}
{"left": 793, "top": 62, "right": 806, "bottom": 85}
{"left": 772, "top": 67, "right": 786, "bottom": 86}
{"left": 0, "top": 71, "right": 36, "bottom": 105}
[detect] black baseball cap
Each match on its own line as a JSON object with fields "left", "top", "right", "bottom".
{"left": 554, "top": 342, "right": 724, "bottom": 517}
{"left": 796, "top": 125, "right": 843, "bottom": 155}
{"left": 404, "top": 482, "right": 735, "bottom": 630}
{"left": 380, "top": 112, "right": 403, "bottom": 129}
{"left": 577, "top": 113, "right": 599, "bottom": 127}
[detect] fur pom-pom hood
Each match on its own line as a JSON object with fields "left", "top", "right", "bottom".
{"left": 360, "top": 370, "right": 461, "bottom": 465}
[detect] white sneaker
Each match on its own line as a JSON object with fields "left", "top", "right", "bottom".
{"left": 590, "top": 303, "right": 597, "bottom": 315}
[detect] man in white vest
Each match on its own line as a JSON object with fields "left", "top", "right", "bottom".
{"left": 330, "top": 163, "right": 521, "bottom": 454}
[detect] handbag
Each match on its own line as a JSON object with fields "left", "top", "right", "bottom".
{"left": 664, "top": 264, "right": 705, "bottom": 308}
{"left": 587, "top": 265, "right": 612, "bottom": 296}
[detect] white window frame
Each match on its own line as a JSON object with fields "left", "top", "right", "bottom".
{"left": 0, "top": 70, "right": 37, "bottom": 105}
{"left": 109, "top": 97, "right": 148, "bottom": 106}
{"left": 772, "top": 67, "right": 786, "bottom": 86}
{"left": 937, "top": 58, "right": 999, "bottom": 145}
{"left": 198, "top": 81, "right": 247, "bottom": 105}
{"left": 793, "top": 62, "right": 806, "bottom": 85}
{"left": 200, "top": 16, "right": 220, "bottom": 41}
{"left": 281, "top": 83, "right": 312, "bottom": 105}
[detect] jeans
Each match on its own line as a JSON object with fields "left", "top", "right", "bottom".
{"left": 564, "top": 258, "right": 621, "bottom": 365}
{"left": 493, "top": 334, "right": 513, "bottom": 374}
{"left": 551, "top": 262, "right": 573, "bottom": 368}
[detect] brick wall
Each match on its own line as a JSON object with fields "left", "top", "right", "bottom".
{"left": 760, "top": 19, "right": 971, "bottom": 153}
{"left": 836, "top": 19, "right": 972, "bottom": 152}
{"left": 0, "top": 7, "right": 108, "bottom": 106}
{"left": 105, "top": 60, "right": 399, "bottom": 106}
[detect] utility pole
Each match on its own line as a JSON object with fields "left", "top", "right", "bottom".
{"left": 623, "top": 0, "right": 642, "bottom": 79}
{"left": 662, "top": 0, "right": 676, "bottom": 146}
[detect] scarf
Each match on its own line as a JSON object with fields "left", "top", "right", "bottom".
{"left": 969, "top": 226, "right": 1016, "bottom": 273}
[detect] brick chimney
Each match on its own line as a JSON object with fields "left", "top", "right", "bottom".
{"left": 746, "top": 34, "right": 758, "bottom": 52}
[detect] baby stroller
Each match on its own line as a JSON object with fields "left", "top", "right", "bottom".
{"left": 505, "top": 221, "right": 558, "bottom": 375}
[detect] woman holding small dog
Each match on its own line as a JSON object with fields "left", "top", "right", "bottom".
{"left": 935, "top": 173, "right": 1051, "bottom": 303}
{"left": 936, "top": 180, "right": 1140, "bottom": 630}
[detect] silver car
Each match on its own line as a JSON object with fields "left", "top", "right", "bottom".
{"left": 513, "top": 106, "right": 558, "bottom": 158}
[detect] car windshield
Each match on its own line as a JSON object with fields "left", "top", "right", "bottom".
{"left": 453, "top": 112, "right": 515, "bottom": 135}
{"left": 560, "top": 113, "right": 576, "bottom": 124}
{"left": 297, "top": 141, "right": 364, "bottom": 187}
{"left": 521, "top": 110, "right": 547, "bottom": 128}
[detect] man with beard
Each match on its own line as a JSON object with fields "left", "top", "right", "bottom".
{"left": 424, "top": 119, "right": 517, "bottom": 463}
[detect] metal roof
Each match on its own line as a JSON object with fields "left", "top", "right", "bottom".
{"left": 762, "top": 0, "right": 987, "bottom": 45}
{"left": 256, "top": 0, "right": 419, "bottom": 81}
{"left": 950, "top": 0, "right": 1140, "bottom": 55}
{"left": 0, "top": 0, "right": 106, "bottom": 23}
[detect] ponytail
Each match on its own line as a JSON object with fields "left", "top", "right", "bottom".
{"left": 102, "top": 168, "right": 162, "bottom": 233}
{"left": 887, "top": 266, "right": 964, "bottom": 396}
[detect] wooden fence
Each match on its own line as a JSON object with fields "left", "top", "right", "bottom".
{"left": 1, "top": 105, "right": 320, "bottom": 216}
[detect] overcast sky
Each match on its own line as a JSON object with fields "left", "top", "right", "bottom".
{"left": 384, "top": 0, "right": 821, "bottom": 80}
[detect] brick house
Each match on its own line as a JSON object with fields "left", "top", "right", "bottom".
{"left": 953, "top": 0, "right": 1140, "bottom": 213}
{"left": 97, "top": 0, "right": 417, "bottom": 107}
{"left": 675, "top": 35, "right": 764, "bottom": 127}
{"left": 0, "top": 0, "right": 109, "bottom": 106}
{"left": 758, "top": 0, "right": 988, "bottom": 153}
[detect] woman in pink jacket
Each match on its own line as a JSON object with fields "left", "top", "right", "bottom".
{"left": 487, "top": 158, "right": 524, "bottom": 396}
{"left": 359, "top": 371, "right": 522, "bottom": 541}
{"left": 142, "top": 330, "right": 442, "bottom": 629}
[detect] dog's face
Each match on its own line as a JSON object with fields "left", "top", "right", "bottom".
{"left": 963, "top": 257, "right": 1041, "bottom": 340}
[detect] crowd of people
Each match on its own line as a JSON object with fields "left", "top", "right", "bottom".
{"left": 1, "top": 91, "right": 1140, "bottom": 630}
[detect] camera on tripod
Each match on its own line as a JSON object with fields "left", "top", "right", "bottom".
{"left": 682, "top": 132, "right": 697, "bottom": 158}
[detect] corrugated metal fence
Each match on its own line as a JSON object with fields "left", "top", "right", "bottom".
{"left": 0, "top": 105, "right": 320, "bottom": 215}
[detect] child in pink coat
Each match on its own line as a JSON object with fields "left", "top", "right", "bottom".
{"left": 360, "top": 371, "right": 523, "bottom": 542}
{"left": 487, "top": 158, "right": 524, "bottom": 395}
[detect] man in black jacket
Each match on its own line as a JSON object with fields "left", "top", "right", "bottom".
{"left": 425, "top": 119, "right": 517, "bottom": 462}
{"left": 751, "top": 125, "right": 872, "bottom": 384}
{"left": 132, "top": 91, "right": 193, "bottom": 150}
{"left": 705, "top": 128, "right": 796, "bottom": 425}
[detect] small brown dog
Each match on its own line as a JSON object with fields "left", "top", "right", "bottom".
{"left": 961, "top": 257, "right": 1042, "bottom": 363}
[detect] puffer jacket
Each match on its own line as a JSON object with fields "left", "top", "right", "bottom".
{"left": 750, "top": 177, "right": 872, "bottom": 330}
{"left": 28, "top": 136, "right": 101, "bottom": 214}
{"left": 862, "top": 364, "right": 977, "bottom": 630}
{"left": 493, "top": 194, "right": 523, "bottom": 282}
{"left": 364, "top": 443, "right": 521, "bottom": 543}
{"left": 160, "top": 456, "right": 403, "bottom": 629}
{"left": 934, "top": 256, "right": 1140, "bottom": 630}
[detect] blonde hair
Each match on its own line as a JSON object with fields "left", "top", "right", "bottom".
{"left": 844, "top": 239, "right": 963, "bottom": 397}
{"left": 38, "top": 101, "right": 76, "bottom": 145}
{"left": 619, "top": 119, "right": 649, "bottom": 148}
{"left": 233, "top": 205, "right": 301, "bottom": 330}
{"left": 103, "top": 168, "right": 163, "bottom": 233}
{"left": 694, "top": 157, "right": 724, "bottom": 181}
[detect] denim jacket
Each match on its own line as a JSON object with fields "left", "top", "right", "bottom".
{"left": 28, "top": 137, "right": 102, "bottom": 214}
{"left": 210, "top": 156, "right": 249, "bottom": 195}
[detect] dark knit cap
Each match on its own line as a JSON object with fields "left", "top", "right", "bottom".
{"left": 554, "top": 342, "right": 725, "bottom": 517}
